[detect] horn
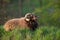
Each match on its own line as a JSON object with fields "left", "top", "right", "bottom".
{"left": 25, "top": 13, "right": 32, "bottom": 18}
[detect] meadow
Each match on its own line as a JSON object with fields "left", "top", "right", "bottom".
{"left": 0, "top": 25, "right": 60, "bottom": 40}
{"left": 0, "top": 0, "right": 60, "bottom": 40}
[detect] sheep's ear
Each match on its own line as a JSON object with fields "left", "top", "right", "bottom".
{"left": 25, "top": 18, "right": 30, "bottom": 21}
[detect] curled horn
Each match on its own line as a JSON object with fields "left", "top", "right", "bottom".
{"left": 25, "top": 13, "right": 32, "bottom": 18}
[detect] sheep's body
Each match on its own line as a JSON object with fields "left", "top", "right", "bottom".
{"left": 4, "top": 17, "right": 29, "bottom": 31}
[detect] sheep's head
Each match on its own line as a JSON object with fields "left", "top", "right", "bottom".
{"left": 25, "top": 13, "right": 38, "bottom": 30}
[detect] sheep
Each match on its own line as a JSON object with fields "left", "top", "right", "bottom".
{"left": 4, "top": 13, "right": 38, "bottom": 31}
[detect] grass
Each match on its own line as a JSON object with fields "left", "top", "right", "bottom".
{"left": 0, "top": 25, "right": 60, "bottom": 40}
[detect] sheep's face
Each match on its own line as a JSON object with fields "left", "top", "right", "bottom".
{"left": 25, "top": 13, "right": 38, "bottom": 21}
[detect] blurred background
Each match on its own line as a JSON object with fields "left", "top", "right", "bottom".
{"left": 0, "top": 0, "right": 60, "bottom": 26}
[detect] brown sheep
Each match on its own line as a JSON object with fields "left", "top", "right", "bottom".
{"left": 4, "top": 13, "right": 38, "bottom": 31}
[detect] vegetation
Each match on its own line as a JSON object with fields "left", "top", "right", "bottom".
{"left": 0, "top": 26, "right": 60, "bottom": 40}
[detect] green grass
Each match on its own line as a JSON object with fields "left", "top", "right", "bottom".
{"left": 0, "top": 26, "right": 60, "bottom": 40}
